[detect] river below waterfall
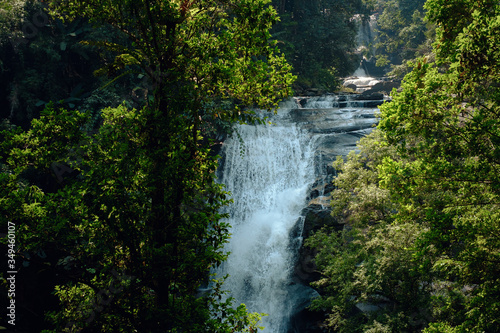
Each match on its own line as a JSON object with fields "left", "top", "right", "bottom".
{"left": 216, "top": 93, "right": 384, "bottom": 332}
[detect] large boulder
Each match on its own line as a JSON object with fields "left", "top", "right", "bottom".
{"left": 294, "top": 197, "right": 345, "bottom": 285}
{"left": 345, "top": 83, "right": 357, "bottom": 91}
{"left": 301, "top": 199, "right": 343, "bottom": 240}
{"left": 362, "top": 80, "right": 400, "bottom": 95}
{"left": 357, "top": 92, "right": 385, "bottom": 100}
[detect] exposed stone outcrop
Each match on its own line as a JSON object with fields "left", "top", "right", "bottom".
{"left": 363, "top": 80, "right": 400, "bottom": 95}
{"left": 290, "top": 93, "right": 385, "bottom": 286}
{"left": 294, "top": 201, "right": 345, "bottom": 285}
{"left": 345, "top": 83, "right": 357, "bottom": 91}
{"left": 358, "top": 91, "right": 385, "bottom": 100}
{"left": 288, "top": 89, "right": 386, "bottom": 332}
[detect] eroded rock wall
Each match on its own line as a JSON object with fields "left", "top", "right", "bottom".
{"left": 291, "top": 93, "right": 386, "bottom": 284}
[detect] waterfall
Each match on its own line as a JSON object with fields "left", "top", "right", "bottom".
{"left": 217, "top": 106, "right": 316, "bottom": 332}
{"left": 215, "top": 92, "right": 384, "bottom": 331}
{"left": 351, "top": 14, "right": 384, "bottom": 79}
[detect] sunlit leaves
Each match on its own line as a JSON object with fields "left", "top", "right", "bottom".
{"left": 4, "top": 0, "right": 293, "bottom": 331}
{"left": 0, "top": 0, "right": 27, "bottom": 43}
{"left": 310, "top": 2, "right": 500, "bottom": 332}
{"left": 49, "top": 0, "right": 294, "bottom": 114}
{"left": 331, "top": 129, "right": 397, "bottom": 226}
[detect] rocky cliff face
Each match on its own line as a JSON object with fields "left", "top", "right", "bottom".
{"left": 285, "top": 90, "right": 388, "bottom": 332}
{"left": 291, "top": 92, "right": 386, "bottom": 284}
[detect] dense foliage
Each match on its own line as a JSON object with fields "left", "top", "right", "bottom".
{"left": 1, "top": 0, "right": 293, "bottom": 331}
{"left": 0, "top": 0, "right": 26, "bottom": 43}
{"left": 0, "top": 0, "right": 378, "bottom": 131}
{"left": 308, "top": 0, "right": 500, "bottom": 331}
{"left": 0, "top": 0, "right": 130, "bottom": 130}
{"left": 271, "top": 0, "right": 368, "bottom": 90}
{"left": 4, "top": 0, "right": 500, "bottom": 331}
{"left": 356, "top": 0, "right": 434, "bottom": 78}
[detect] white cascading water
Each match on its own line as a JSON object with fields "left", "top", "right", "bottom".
{"left": 344, "top": 71, "right": 381, "bottom": 92}
{"left": 217, "top": 106, "right": 315, "bottom": 332}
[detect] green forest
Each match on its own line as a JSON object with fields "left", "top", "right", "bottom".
{"left": 306, "top": 0, "right": 500, "bottom": 332}
{"left": 1, "top": 0, "right": 499, "bottom": 332}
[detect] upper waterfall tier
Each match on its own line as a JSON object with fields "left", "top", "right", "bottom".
{"left": 291, "top": 94, "right": 385, "bottom": 176}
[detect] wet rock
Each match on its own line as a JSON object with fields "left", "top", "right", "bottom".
{"left": 291, "top": 93, "right": 380, "bottom": 293}
{"left": 288, "top": 306, "right": 326, "bottom": 333}
{"left": 364, "top": 100, "right": 386, "bottom": 108}
{"left": 294, "top": 200, "right": 345, "bottom": 286}
{"left": 363, "top": 80, "right": 400, "bottom": 95}
{"left": 345, "top": 83, "right": 357, "bottom": 91}
{"left": 357, "top": 92, "right": 384, "bottom": 100}
{"left": 294, "top": 97, "right": 308, "bottom": 108}
{"left": 308, "top": 178, "right": 335, "bottom": 200}
{"left": 301, "top": 201, "right": 343, "bottom": 240}
{"left": 294, "top": 245, "right": 320, "bottom": 285}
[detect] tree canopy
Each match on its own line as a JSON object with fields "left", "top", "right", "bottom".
{"left": 271, "top": 0, "right": 368, "bottom": 90}
{"left": 1, "top": 0, "right": 293, "bottom": 331}
{"left": 366, "top": 0, "right": 434, "bottom": 78}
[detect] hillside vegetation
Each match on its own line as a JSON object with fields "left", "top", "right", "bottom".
{"left": 307, "top": 0, "right": 500, "bottom": 331}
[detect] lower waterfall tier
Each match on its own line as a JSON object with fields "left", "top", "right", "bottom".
{"left": 216, "top": 94, "right": 383, "bottom": 332}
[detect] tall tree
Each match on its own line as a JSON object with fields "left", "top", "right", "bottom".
{"left": 373, "top": 0, "right": 432, "bottom": 77}
{"left": 1, "top": 0, "right": 293, "bottom": 331}
{"left": 378, "top": 1, "right": 500, "bottom": 330}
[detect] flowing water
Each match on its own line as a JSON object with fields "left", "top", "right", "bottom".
{"left": 216, "top": 106, "right": 316, "bottom": 332}
{"left": 216, "top": 91, "right": 384, "bottom": 331}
